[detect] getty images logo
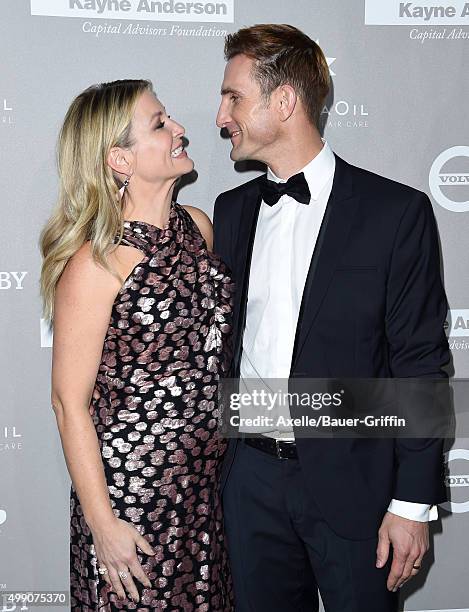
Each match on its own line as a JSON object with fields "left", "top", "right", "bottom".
{"left": 31, "top": 0, "right": 234, "bottom": 23}
{"left": 429, "top": 146, "right": 469, "bottom": 212}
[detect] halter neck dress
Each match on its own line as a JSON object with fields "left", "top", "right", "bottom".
{"left": 69, "top": 201, "right": 234, "bottom": 611}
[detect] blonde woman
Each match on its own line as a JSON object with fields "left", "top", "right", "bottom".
{"left": 40, "top": 79, "right": 234, "bottom": 611}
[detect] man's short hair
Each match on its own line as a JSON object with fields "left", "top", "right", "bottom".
{"left": 224, "top": 24, "right": 330, "bottom": 128}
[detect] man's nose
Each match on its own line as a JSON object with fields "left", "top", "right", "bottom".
{"left": 216, "top": 101, "right": 230, "bottom": 129}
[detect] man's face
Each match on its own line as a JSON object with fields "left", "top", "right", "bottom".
{"left": 216, "top": 54, "right": 279, "bottom": 163}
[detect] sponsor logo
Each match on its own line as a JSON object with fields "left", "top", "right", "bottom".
{"left": 322, "top": 100, "right": 369, "bottom": 129}
{"left": 0, "top": 272, "right": 28, "bottom": 290}
{"left": 315, "top": 40, "right": 336, "bottom": 76}
{"left": 1, "top": 99, "right": 13, "bottom": 126}
{"left": 325, "top": 54, "right": 336, "bottom": 76}
{"left": 445, "top": 309, "right": 469, "bottom": 337}
{"left": 0, "top": 426, "right": 23, "bottom": 453}
{"left": 0, "top": 604, "right": 31, "bottom": 612}
{"left": 40, "top": 318, "right": 53, "bottom": 348}
{"left": 365, "top": 0, "right": 469, "bottom": 25}
{"left": 409, "top": 26, "right": 469, "bottom": 42}
{"left": 429, "top": 146, "right": 469, "bottom": 212}
{"left": 81, "top": 20, "right": 227, "bottom": 36}
{"left": 445, "top": 310, "right": 469, "bottom": 350}
{"left": 440, "top": 448, "right": 469, "bottom": 513}
{"left": 31, "top": 0, "right": 234, "bottom": 23}
{"left": 317, "top": 50, "right": 369, "bottom": 129}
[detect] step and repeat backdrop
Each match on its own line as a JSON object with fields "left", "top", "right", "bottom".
{"left": 1, "top": 1, "right": 468, "bottom": 610}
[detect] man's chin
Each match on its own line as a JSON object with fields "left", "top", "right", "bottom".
{"left": 230, "top": 146, "right": 246, "bottom": 162}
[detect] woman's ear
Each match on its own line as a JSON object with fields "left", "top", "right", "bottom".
{"left": 107, "top": 147, "right": 132, "bottom": 181}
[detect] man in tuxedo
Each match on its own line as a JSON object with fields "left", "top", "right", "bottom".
{"left": 213, "top": 24, "right": 450, "bottom": 612}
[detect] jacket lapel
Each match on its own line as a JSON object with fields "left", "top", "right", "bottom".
{"left": 232, "top": 184, "right": 263, "bottom": 376}
{"left": 290, "top": 154, "right": 360, "bottom": 373}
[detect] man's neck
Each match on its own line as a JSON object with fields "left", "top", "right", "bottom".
{"left": 266, "top": 133, "right": 325, "bottom": 180}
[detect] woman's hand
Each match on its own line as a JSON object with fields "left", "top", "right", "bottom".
{"left": 91, "top": 517, "right": 156, "bottom": 604}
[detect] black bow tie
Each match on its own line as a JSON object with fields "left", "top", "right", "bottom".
{"left": 260, "top": 171, "right": 311, "bottom": 206}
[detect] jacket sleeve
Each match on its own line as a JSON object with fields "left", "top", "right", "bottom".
{"left": 385, "top": 191, "right": 450, "bottom": 504}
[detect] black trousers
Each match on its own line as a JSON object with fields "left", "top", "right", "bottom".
{"left": 222, "top": 440, "right": 398, "bottom": 612}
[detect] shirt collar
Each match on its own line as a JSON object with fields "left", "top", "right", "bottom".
{"left": 266, "top": 139, "right": 336, "bottom": 201}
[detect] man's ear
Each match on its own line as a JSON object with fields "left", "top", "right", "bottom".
{"left": 277, "top": 84, "right": 297, "bottom": 121}
{"left": 106, "top": 147, "right": 133, "bottom": 180}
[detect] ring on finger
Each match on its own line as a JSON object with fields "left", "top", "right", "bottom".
{"left": 412, "top": 564, "right": 421, "bottom": 570}
{"left": 118, "top": 570, "right": 130, "bottom": 580}
{"left": 98, "top": 566, "right": 108, "bottom": 575}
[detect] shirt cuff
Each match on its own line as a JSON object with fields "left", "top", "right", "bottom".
{"left": 387, "top": 499, "right": 439, "bottom": 522}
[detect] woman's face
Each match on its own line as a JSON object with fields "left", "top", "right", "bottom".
{"left": 127, "top": 90, "right": 194, "bottom": 185}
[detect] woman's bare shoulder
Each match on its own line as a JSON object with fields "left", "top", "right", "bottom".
{"left": 56, "top": 241, "right": 142, "bottom": 305}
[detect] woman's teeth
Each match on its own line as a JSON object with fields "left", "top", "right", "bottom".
{"left": 171, "top": 145, "right": 184, "bottom": 158}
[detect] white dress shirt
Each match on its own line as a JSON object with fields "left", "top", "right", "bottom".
{"left": 239, "top": 139, "right": 437, "bottom": 522}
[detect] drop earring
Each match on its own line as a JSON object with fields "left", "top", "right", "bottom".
{"left": 119, "top": 176, "right": 130, "bottom": 198}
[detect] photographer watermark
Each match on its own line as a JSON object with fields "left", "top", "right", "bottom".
{"left": 218, "top": 377, "right": 461, "bottom": 438}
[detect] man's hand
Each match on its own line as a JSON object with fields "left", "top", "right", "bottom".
{"left": 376, "top": 511, "right": 429, "bottom": 592}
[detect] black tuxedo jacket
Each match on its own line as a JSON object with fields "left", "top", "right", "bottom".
{"left": 213, "top": 153, "right": 450, "bottom": 540}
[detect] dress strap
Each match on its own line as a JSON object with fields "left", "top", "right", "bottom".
{"left": 113, "top": 221, "right": 157, "bottom": 254}
{"left": 113, "top": 202, "right": 179, "bottom": 253}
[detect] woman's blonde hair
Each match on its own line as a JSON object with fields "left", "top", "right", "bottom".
{"left": 39, "top": 78, "right": 153, "bottom": 323}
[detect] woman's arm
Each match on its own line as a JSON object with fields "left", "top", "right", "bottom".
{"left": 52, "top": 241, "right": 121, "bottom": 530}
{"left": 51, "top": 241, "right": 154, "bottom": 603}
